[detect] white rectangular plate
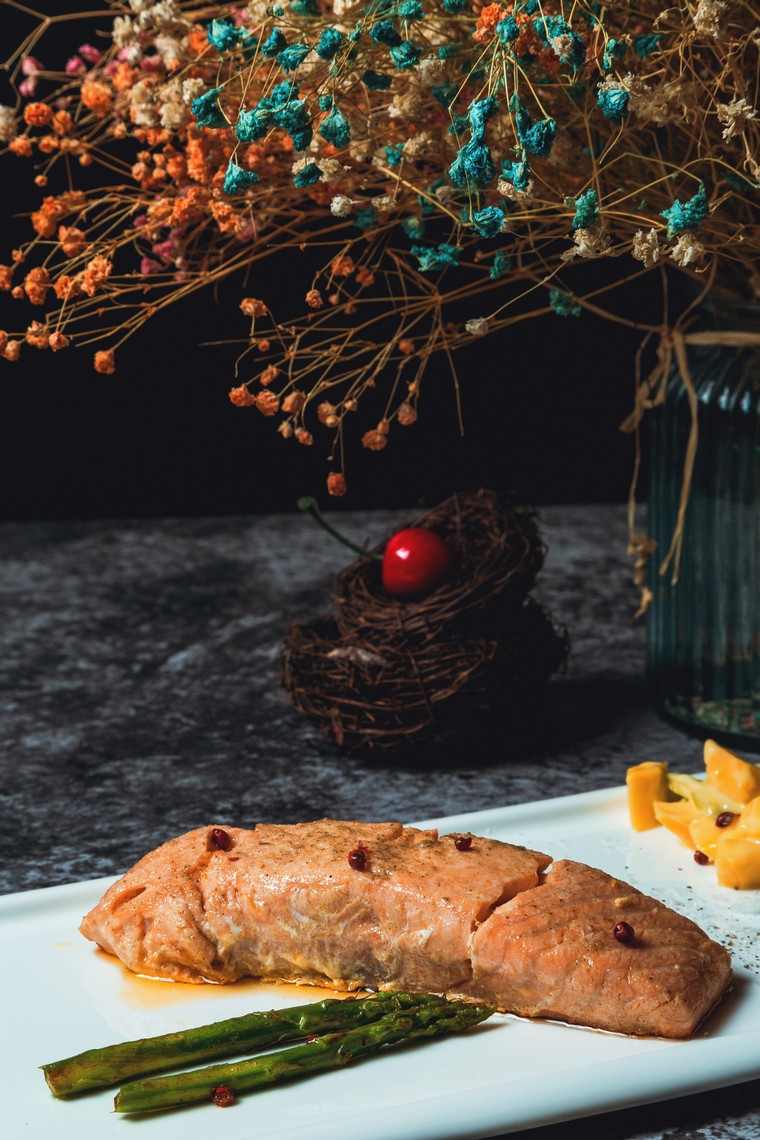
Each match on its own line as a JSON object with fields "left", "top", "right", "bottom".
{"left": 3, "top": 785, "right": 760, "bottom": 1140}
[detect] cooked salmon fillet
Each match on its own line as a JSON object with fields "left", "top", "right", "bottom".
{"left": 461, "top": 860, "right": 731, "bottom": 1038}
{"left": 80, "top": 820, "right": 731, "bottom": 1038}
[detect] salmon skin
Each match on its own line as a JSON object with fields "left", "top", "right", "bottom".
{"left": 80, "top": 820, "right": 731, "bottom": 1039}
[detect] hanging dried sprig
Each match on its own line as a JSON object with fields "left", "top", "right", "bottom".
{"left": 1, "top": 0, "right": 758, "bottom": 506}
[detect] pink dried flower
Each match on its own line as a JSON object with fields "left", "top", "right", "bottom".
{"left": 66, "top": 56, "right": 86, "bottom": 76}
{"left": 78, "top": 44, "right": 102, "bottom": 65}
{"left": 140, "top": 257, "right": 162, "bottom": 275}
{"left": 21, "top": 56, "right": 41, "bottom": 77}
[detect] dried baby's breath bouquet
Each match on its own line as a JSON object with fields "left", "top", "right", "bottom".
{"left": 1, "top": 0, "right": 758, "bottom": 502}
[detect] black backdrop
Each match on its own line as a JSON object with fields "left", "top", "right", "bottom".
{"left": 0, "top": 4, "right": 683, "bottom": 521}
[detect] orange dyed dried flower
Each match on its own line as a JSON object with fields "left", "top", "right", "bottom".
{"left": 0, "top": 266, "right": 12, "bottom": 291}
{"left": 398, "top": 338, "right": 415, "bottom": 355}
{"left": 255, "top": 390, "right": 280, "bottom": 416}
{"left": 295, "top": 427, "right": 314, "bottom": 446}
{"left": 93, "top": 348, "right": 116, "bottom": 374}
{"left": 81, "top": 80, "right": 113, "bottom": 117}
{"left": 305, "top": 288, "right": 323, "bottom": 310}
{"left": 58, "top": 226, "right": 86, "bottom": 257}
{"left": 3, "top": 340, "right": 21, "bottom": 362}
{"left": 26, "top": 320, "right": 49, "bottom": 348}
{"left": 49, "top": 331, "right": 70, "bottom": 351}
{"left": 259, "top": 364, "right": 280, "bottom": 386}
{"left": 23, "top": 102, "right": 52, "bottom": 128}
{"left": 362, "top": 428, "right": 388, "bottom": 451}
{"left": 228, "top": 384, "right": 257, "bottom": 407}
{"left": 240, "top": 297, "right": 268, "bottom": 318}
{"left": 24, "top": 266, "right": 51, "bottom": 305}
{"left": 327, "top": 472, "right": 347, "bottom": 497}
{"left": 331, "top": 254, "right": 354, "bottom": 278}
{"left": 397, "top": 401, "right": 418, "bottom": 426}
{"left": 282, "top": 390, "right": 306, "bottom": 414}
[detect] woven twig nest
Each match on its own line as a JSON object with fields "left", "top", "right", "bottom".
{"left": 282, "top": 490, "right": 567, "bottom": 750}
{"left": 334, "top": 490, "right": 544, "bottom": 645}
{"left": 282, "top": 600, "right": 567, "bottom": 750}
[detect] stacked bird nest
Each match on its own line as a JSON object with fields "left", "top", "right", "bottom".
{"left": 282, "top": 490, "right": 567, "bottom": 751}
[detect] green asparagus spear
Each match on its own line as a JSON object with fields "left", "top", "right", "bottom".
{"left": 42, "top": 990, "right": 442, "bottom": 1097}
{"left": 114, "top": 998, "right": 494, "bottom": 1114}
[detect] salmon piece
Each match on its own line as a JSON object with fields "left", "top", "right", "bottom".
{"left": 80, "top": 820, "right": 549, "bottom": 991}
{"left": 80, "top": 823, "right": 731, "bottom": 1038}
{"left": 462, "top": 860, "right": 732, "bottom": 1038}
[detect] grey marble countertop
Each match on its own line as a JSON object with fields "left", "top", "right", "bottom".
{"left": 1, "top": 505, "right": 758, "bottom": 1139}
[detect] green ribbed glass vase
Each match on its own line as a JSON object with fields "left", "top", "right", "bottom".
{"left": 647, "top": 296, "right": 760, "bottom": 748}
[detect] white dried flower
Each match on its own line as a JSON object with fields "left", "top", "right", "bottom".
{"left": 112, "top": 15, "right": 137, "bottom": 49}
{"left": 330, "top": 195, "right": 353, "bottom": 217}
{"left": 129, "top": 78, "right": 159, "bottom": 128}
{"left": 631, "top": 228, "right": 661, "bottom": 269}
{"left": 0, "top": 105, "right": 18, "bottom": 143}
{"left": 717, "top": 97, "right": 757, "bottom": 142}
{"left": 404, "top": 132, "right": 434, "bottom": 160}
{"left": 317, "top": 157, "right": 343, "bottom": 182}
{"left": 182, "top": 78, "right": 205, "bottom": 106}
{"left": 692, "top": 0, "right": 725, "bottom": 36}
{"left": 417, "top": 56, "right": 446, "bottom": 85}
{"left": 670, "top": 233, "right": 705, "bottom": 267}
{"left": 621, "top": 74, "right": 691, "bottom": 126}
{"left": 154, "top": 34, "right": 184, "bottom": 68}
{"left": 246, "top": 0, "right": 270, "bottom": 20}
{"left": 465, "top": 317, "right": 489, "bottom": 336}
{"left": 372, "top": 194, "right": 395, "bottom": 214}
{"left": 497, "top": 177, "right": 534, "bottom": 203}
{"left": 562, "top": 225, "right": 612, "bottom": 261}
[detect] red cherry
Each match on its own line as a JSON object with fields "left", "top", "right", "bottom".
{"left": 381, "top": 528, "right": 452, "bottom": 598}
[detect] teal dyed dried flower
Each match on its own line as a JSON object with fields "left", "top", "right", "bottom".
{"left": 319, "top": 104, "right": 351, "bottom": 147}
{"left": 571, "top": 188, "right": 598, "bottom": 232}
{"left": 500, "top": 159, "right": 530, "bottom": 192}
{"left": 490, "top": 250, "right": 511, "bottom": 280}
{"left": 496, "top": 17, "right": 519, "bottom": 43}
{"left": 278, "top": 43, "right": 311, "bottom": 71}
{"left": 362, "top": 69, "right": 391, "bottom": 89}
{"left": 207, "top": 18, "right": 240, "bottom": 52}
{"left": 510, "top": 94, "right": 556, "bottom": 157}
{"left": 293, "top": 161, "right": 322, "bottom": 187}
{"left": 262, "top": 29, "right": 287, "bottom": 57}
{"left": 397, "top": 0, "right": 424, "bottom": 19}
{"left": 443, "top": 0, "right": 468, "bottom": 11}
{"left": 223, "top": 160, "right": 260, "bottom": 194}
{"left": 315, "top": 27, "right": 344, "bottom": 59}
{"left": 549, "top": 288, "right": 581, "bottom": 317}
{"left": 602, "top": 37, "right": 625, "bottom": 70}
{"left": 472, "top": 205, "right": 505, "bottom": 237}
{"left": 633, "top": 33, "right": 663, "bottom": 58}
{"left": 355, "top": 205, "right": 378, "bottom": 229}
{"left": 385, "top": 143, "right": 405, "bottom": 167}
{"left": 661, "top": 183, "right": 708, "bottom": 238}
{"left": 532, "top": 15, "right": 586, "bottom": 68}
{"left": 411, "top": 243, "right": 461, "bottom": 271}
{"left": 370, "top": 19, "right": 401, "bottom": 46}
{"left": 596, "top": 83, "right": 629, "bottom": 121}
{"left": 390, "top": 41, "right": 421, "bottom": 69}
{"left": 449, "top": 96, "right": 497, "bottom": 187}
{"left": 191, "top": 87, "right": 226, "bottom": 128}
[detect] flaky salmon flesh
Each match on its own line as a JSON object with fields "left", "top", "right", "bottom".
{"left": 80, "top": 820, "right": 731, "bottom": 1039}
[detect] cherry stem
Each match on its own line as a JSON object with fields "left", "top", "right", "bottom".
{"left": 297, "top": 497, "right": 382, "bottom": 561}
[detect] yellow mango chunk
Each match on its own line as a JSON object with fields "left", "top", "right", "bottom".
{"left": 688, "top": 812, "right": 738, "bottom": 861}
{"left": 653, "top": 799, "right": 701, "bottom": 847}
{"left": 626, "top": 761, "right": 669, "bottom": 831}
{"left": 704, "top": 739, "right": 760, "bottom": 805}
{"left": 715, "top": 834, "right": 760, "bottom": 890}
{"left": 738, "top": 796, "right": 760, "bottom": 837}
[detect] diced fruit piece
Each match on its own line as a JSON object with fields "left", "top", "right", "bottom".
{"left": 653, "top": 800, "right": 701, "bottom": 847}
{"left": 704, "top": 739, "right": 760, "bottom": 805}
{"left": 667, "top": 772, "right": 742, "bottom": 817}
{"left": 714, "top": 834, "right": 760, "bottom": 890}
{"left": 626, "top": 761, "right": 669, "bottom": 831}
{"left": 688, "top": 813, "right": 738, "bottom": 861}
{"left": 738, "top": 796, "right": 760, "bottom": 837}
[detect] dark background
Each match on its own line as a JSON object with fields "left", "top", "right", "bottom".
{"left": 0, "top": 3, "right": 684, "bottom": 522}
